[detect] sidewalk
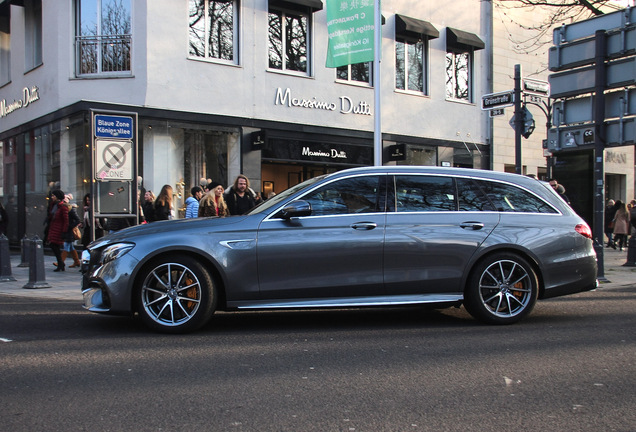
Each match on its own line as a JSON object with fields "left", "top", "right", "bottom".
{"left": 0, "top": 248, "right": 634, "bottom": 302}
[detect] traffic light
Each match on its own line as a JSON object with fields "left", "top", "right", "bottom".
{"left": 509, "top": 105, "right": 536, "bottom": 139}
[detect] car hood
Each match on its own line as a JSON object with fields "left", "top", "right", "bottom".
{"left": 94, "top": 216, "right": 250, "bottom": 244}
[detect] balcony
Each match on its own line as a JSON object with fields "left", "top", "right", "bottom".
{"left": 75, "top": 34, "right": 132, "bottom": 76}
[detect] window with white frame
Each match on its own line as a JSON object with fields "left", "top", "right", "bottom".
{"left": 189, "top": 0, "right": 238, "bottom": 63}
{"left": 394, "top": 14, "right": 438, "bottom": 95}
{"left": 0, "top": 3, "right": 10, "bottom": 85}
{"left": 445, "top": 50, "right": 470, "bottom": 101}
{"left": 24, "top": 0, "right": 42, "bottom": 71}
{"left": 268, "top": 6, "right": 309, "bottom": 74}
{"left": 0, "top": 31, "right": 9, "bottom": 86}
{"left": 75, "top": 0, "right": 132, "bottom": 76}
{"left": 396, "top": 38, "right": 424, "bottom": 93}
{"left": 336, "top": 62, "right": 372, "bottom": 84}
{"left": 445, "top": 27, "right": 484, "bottom": 103}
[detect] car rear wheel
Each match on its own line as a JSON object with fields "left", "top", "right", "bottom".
{"left": 137, "top": 256, "right": 216, "bottom": 333}
{"left": 464, "top": 253, "right": 538, "bottom": 325}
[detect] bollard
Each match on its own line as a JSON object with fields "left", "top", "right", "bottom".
{"left": 0, "top": 234, "right": 16, "bottom": 282}
{"left": 18, "top": 234, "right": 31, "bottom": 267}
{"left": 623, "top": 235, "right": 636, "bottom": 267}
{"left": 23, "top": 236, "right": 51, "bottom": 289}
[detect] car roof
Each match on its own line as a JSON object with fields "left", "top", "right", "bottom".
{"left": 326, "top": 166, "right": 543, "bottom": 187}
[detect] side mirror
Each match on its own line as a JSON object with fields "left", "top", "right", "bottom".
{"left": 277, "top": 200, "right": 312, "bottom": 219}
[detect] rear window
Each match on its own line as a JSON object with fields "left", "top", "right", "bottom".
{"left": 474, "top": 179, "right": 558, "bottom": 213}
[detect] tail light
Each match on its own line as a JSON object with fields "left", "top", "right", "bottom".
{"left": 575, "top": 223, "right": 593, "bottom": 239}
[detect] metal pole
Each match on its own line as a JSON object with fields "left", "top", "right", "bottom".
{"left": 594, "top": 30, "right": 606, "bottom": 280}
{"left": 514, "top": 64, "right": 522, "bottom": 175}
{"left": 373, "top": 0, "right": 382, "bottom": 166}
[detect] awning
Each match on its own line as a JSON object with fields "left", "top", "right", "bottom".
{"left": 269, "top": 0, "right": 323, "bottom": 13}
{"left": 395, "top": 14, "right": 439, "bottom": 40}
{"left": 446, "top": 27, "right": 485, "bottom": 51}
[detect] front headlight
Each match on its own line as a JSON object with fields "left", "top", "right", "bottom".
{"left": 100, "top": 243, "right": 135, "bottom": 265}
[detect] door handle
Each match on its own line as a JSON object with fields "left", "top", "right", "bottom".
{"left": 460, "top": 222, "right": 485, "bottom": 230}
{"left": 351, "top": 222, "right": 377, "bottom": 230}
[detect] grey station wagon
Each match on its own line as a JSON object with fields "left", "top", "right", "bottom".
{"left": 81, "top": 166, "right": 598, "bottom": 333}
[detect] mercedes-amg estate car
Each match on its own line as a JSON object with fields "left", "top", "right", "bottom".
{"left": 81, "top": 166, "right": 597, "bottom": 333}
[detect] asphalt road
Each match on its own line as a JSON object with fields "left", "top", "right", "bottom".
{"left": 1, "top": 286, "right": 635, "bottom": 432}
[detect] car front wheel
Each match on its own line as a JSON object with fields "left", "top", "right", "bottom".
{"left": 464, "top": 253, "right": 538, "bottom": 325}
{"left": 137, "top": 256, "right": 216, "bottom": 333}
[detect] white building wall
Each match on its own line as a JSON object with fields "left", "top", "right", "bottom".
{"left": 0, "top": 0, "right": 490, "bottom": 149}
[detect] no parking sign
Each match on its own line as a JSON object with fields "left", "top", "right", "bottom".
{"left": 95, "top": 139, "right": 133, "bottom": 181}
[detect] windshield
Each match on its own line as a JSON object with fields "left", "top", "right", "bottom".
{"left": 247, "top": 174, "right": 328, "bottom": 215}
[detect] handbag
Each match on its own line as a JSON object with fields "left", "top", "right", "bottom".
{"left": 72, "top": 225, "right": 82, "bottom": 240}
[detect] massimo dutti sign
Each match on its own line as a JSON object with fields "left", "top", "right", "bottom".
{"left": 274, "top": 87, "right": 372, "bottom": 116}
{"left": 0, "top": 85, "right": 40, "bottom": 118}
{"left": 263, "top": 138, "right": 373, "bottom": 166}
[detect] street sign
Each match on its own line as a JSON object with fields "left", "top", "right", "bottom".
{"left": 549, "top": 56, "right": 636, "bottom": 99}
{"left": 549, "top": 26, "right": 636, "bottom": 71}
{"left": 547, "top": 117, "right": 636, "bottom": 151}
{"left": 95, "top": 114, "right": 134, "bottom": 139}
{"left": 489, "top": 108, "right": 505, "bottom": 117}
{"left": 481, "top": 90, "right": 514, "bottom": 110}
{"left": 552, "top": 6, "right": 635, "bottom": 44}
{"left": 522, "top": 78, "right": 550, "bottom": 97}
{"left": 95, "top": 139, "right": 134, "bottom": 181}
{"left": 552, "top": 88, "right": 636, "bottom": 126}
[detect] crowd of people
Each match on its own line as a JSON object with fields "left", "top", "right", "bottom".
{"left": 42, "top": 175, "right": 266, "bottom": 274}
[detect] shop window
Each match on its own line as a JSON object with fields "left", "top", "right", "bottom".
{"left": 75, "top": 0, "right": 132, "bottom": 76}
{"left": 189, "top": 0, "right": 239, "bottom": 64}
{"left": 394, "top": 14, "right": 437, "bottom": 94}
{"left": 24, "top": 0, "right": 42, "bottom": 71}
{"left": 445, "top": 27, "right": 484, "bottom": 103}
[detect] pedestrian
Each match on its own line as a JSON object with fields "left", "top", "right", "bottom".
{"left": 555, "top": 184, "right": 570, "bottom": 205}
{"left": 46, "top": 189, "right": 68, "bottom": 272}
{"left": 185, "top": 186, "right": 203, "bottom": 218}
{"left": 225, "top": 175, "right": 257, "bottom": 215}
{"left": 154, "top": 184, "right": 174, "bottom": 221}
{"left": 60, "top": 194, "right": 82, "bottom": 269}
{"left": 141, "top": 190, "right": 156, "bottom": 223}
{"left": 605, "top": 199, "right": 617, "bottom": 249}
{"left": 612, "top": 200, "right": 630, "bottom": 251}
{"left": 81, "top": 193, "right": 104, "bottom": 248}
{"left": 0, "top": 201, "right": 7, "bottom": 236}
{"left": 198, "top": 182, "right": 228, "bottom": 217}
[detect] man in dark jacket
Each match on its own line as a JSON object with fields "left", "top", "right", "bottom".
{"left": 225, "top": 175, "right": 257, "bottom": 215}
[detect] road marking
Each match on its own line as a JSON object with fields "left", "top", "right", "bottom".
{"left": 1, "top": 337, "right": 13, "bottom": 342}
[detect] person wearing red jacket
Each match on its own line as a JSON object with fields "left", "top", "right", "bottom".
{"left": 46, "top": 189, "right": 69, "bottom": 272}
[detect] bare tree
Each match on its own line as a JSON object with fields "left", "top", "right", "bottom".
{"left": 495, "top": 0, "right": 629, "bottom": 56}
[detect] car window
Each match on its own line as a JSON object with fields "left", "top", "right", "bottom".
{"left": 457, "top": 178, "right": 496, "bottom": 211}
{"left": 394, "top": 175, "right": 455, "bottom": 212}
{"left": 474, "top": 179, "right": 558, "bottom": 213}
{"left": 302, "top": 175, "right": 381, "bottom": 216}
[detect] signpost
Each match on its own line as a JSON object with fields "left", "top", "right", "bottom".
{"left": 547, "top": 6, "right": 636, "bottom": 279}
{"left": 91, "top": 110, "right": 138, "bottom": 236}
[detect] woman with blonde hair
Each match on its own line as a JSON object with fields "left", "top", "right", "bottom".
{"left": 153, "top": 185, "right": 173, "bottom": 221}
{"left": 198, "top": 182, "right": 228, "bottom": 217}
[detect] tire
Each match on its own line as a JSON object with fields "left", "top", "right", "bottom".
{"left": 464, "top": 253, "right": 538, "bottom": 325}
{"left": 136, "top": 255, "right": 216, "bottom": 333}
